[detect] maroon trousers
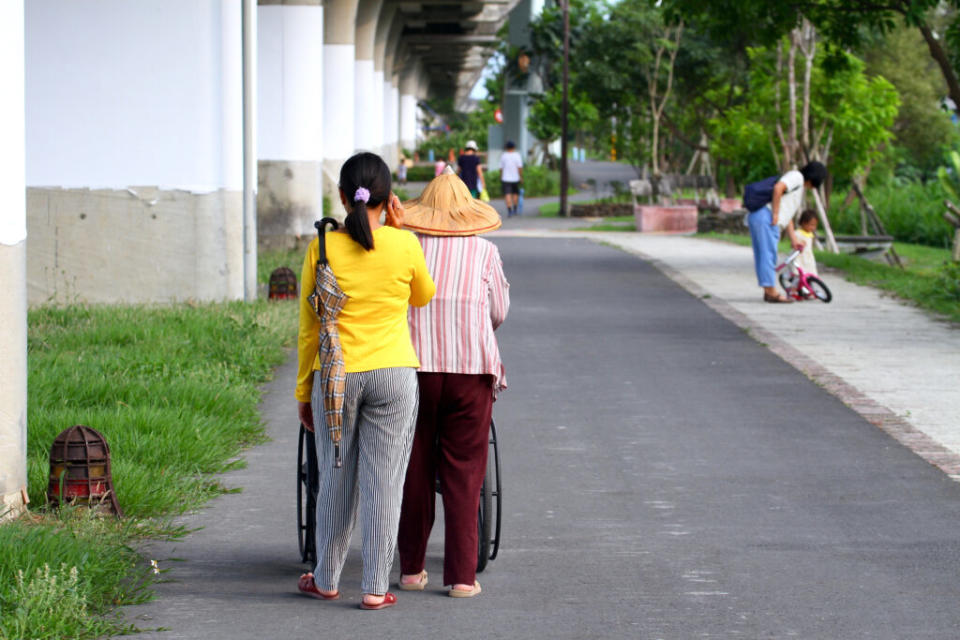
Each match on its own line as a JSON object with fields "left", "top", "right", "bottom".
{"left": 398, "top": 372, "right": 493, "bottom": 586}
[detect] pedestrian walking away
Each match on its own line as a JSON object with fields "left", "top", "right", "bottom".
{"left": 500, "top": 140, "right": 523, "bottom": 217}
{"left": 457, "top": 140, "right": 486, "bottom": 198}
{"left": 295, "top": 152, "right": 435, "bottom": 610}
{"left": 744, "top": 161, "right": 827, "bottom": 303}
{"left": 397, "top": 167, "right": 509, "bottom": 598}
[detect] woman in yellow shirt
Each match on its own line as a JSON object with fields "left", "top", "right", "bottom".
{"left": 296, "top": 152, "right": 435, "bottom": 610}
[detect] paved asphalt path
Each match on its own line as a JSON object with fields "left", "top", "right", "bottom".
{"left": 129, "top": 237, "right": 960, "bottom": 639}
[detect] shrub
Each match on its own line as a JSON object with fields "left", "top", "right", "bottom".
{"left": 828, "top": 180, "right": 953, "bottom": 248}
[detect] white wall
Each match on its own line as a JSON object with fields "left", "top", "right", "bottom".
{"left": 25, "top": 0, "right": 243, "bottom": 191}
{"left": 258, "top": 4, "right": 324, "bottom": 162}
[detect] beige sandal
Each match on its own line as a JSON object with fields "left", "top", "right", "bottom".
{"left": 448, "top": 580, "right": 481, "bottom": 598}
{"left": 397, "top": 570, "right": 428, "bottom": 591}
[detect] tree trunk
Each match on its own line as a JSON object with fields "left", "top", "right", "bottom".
{"left": 919, "top": 23, "right": 960, "bottom": 118}
{"left": 787, "top": 30, "right": 798, "bottom": 168}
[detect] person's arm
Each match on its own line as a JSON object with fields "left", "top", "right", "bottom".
{"left": 518, "top": 165, "right": 523, "bottom": 182}
{"left": 296, "top": 242, "right": 321, "bottom": 431}
{"left": 770, "top": 180, "right": 787, "bottom": 227}
{"left": 785, "top": 220, "right": 804, "bottom": 251}
{"left": 478, "top": 163, "right": 485, "bottom": 190}
{"left": 408, "top": 235, "right": 436, "bottom": 307}
{"left": 487, "top": 244, "right": 510, "bottom": 329}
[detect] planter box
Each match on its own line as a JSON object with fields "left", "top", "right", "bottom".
{"left": 718, "top": 198, "right": 742, "bottom": 213}
{"left": 634, "top": 204, "right": 698, "bottom": 233}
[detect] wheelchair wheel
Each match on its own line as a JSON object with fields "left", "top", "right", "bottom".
{"left": 477, "top": 420, "right": 502, "bottom": 572}
{"left": 477, "top": 455, "right": 493, "bottom": 572}
{"left": 296, "top": 425, "right": 318, "bottom": 564}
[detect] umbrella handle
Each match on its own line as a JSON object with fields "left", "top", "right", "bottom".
{"left": 334, "top": 443, "right": 342, "bottom": 469}
{"left": 314, "top": 218, "right": 341, "bottom": 266}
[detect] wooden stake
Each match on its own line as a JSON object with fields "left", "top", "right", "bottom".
{"left": 810, "top": 188, "right": 839, "bottom": 254}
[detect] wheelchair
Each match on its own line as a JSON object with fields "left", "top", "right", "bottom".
{"left": 297, "top": 421, "right": 501, "bottom": 572}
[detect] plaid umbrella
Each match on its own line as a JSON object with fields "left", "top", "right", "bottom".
{"left": 307, "top": 218, "right": 348, "bottom": 468}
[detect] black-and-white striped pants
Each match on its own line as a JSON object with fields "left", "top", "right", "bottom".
{"left": 311, "top": 367, "right": 418, "bottom": 594}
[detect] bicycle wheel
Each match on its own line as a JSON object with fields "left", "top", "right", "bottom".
{"left": 779, "top": 271, "right": 797, "bottom": 295}
{"left": 805, "top": 275, "right": 832, "bottom": 303}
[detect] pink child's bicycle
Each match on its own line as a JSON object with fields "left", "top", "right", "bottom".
{"left": 775, "top": 250, "right": 833, "bottom": 303}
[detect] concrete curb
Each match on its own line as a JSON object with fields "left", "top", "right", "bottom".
{"left": 610, "top": 241, "right": 960, "bottom": 483}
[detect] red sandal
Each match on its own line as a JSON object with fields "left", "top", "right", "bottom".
{"left": 360, "top": 592, "right": 397, "bottom": 610}
{"left": 298, "top": 573, "right": 340, "bottom": 600}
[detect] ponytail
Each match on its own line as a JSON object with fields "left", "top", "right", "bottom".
{"left": 345, "top": 199, "right": 374, "bottom": 251}
{"left": 338, "top": 152, "right": 392, "bottom": 251}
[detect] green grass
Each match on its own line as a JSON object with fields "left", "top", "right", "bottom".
{"left": 8, "top": 290, "right": 299, "bottom": 638}
{"left": 571, "top": 216, "right": 636, "bottom": 231}
{"left": 0, "top": 510, "right": 152, "bottom": 640}
{"left": 698, "top": 232, "right": 960, "bottom": 322}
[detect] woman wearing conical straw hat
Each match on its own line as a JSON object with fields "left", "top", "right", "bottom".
{"left": 296, "top": 152, "right": 435, "bottom": 610}
{"left": 397, "top": 166, "right": 510, "bottom": 598}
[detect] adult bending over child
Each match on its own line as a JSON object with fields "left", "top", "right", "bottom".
{"left": 747, "top": 161, "right": 827, "bottom": 303}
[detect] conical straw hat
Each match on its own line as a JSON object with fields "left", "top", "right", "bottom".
{"left": 402, "top": 167, "right": 501, "bottom": 236}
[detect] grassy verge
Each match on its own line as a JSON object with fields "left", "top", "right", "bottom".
{"left": 696, "top": 232, "right": 960, "bottom": 323}
{"left": 6, "top": 278, "right": 299, "bottom": 637}
{"left": 570, "top": 215, "right": 636, "bottom": 231}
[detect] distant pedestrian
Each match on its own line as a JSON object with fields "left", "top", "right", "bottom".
{"left": 457, "top": 140, "right": 485, "bottom": 198}
{"left": 397, "top": 155, "right": 408, "bottom": 185}
{"left": 500, "top": 141, "right": 524, "bottom": 217}
{"left": 434, "top": 156, "right": 446, "bottom": 177}
{"left": 296, "top": 152, "right": 435, "bottom": 610}
{"left": 745, "top": 161, "right": 827, "bottom": 303}
{"left": 397, "top": 167, "right": 509, "bottom": 598}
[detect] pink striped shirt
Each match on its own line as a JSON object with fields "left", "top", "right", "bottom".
{"left": 409, "top": 234, "right": 509, "bottom": 393}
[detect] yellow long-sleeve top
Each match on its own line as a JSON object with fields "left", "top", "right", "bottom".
{"left": 296, "top": 226, "right": 436, "bottom": 402}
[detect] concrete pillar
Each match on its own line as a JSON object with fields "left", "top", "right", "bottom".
{"left": 371, "top": 4, "right": 397, "bottom": 159}
{"left": 399, "top": 63, "right": 420, "bottom": 152}
{"left": 382, "top": 20, "right": 404, "bottom": 166}
{"left": 0, "top": 0, "right": 28, "bottom": 522}
{"left": 354, "top": 0, "right": 383, "bottom": 153}
{"left": 25, "top": 0, "right": 245, "bottom": 304}
{"left": 257, "top": 0, "right": 324, "bottom": 249}
{"left": 505, "top": 0, "right": 534, "bottom": 158}
{"left": 322, "top": 0, "right": 360, "bottom": 200}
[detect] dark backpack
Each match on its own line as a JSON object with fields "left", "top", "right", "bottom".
{"left": 742, "top": 176, "right": 779, "bottom": 212}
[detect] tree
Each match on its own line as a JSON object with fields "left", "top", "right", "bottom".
{"left": 661, "top": 0, "right": 960, "bottom": 117}
{"left": 707, "top": 42, "right": 900, "bottom": 183}
{"left": 862, "top": 25, "right": 959, "bottom": 177}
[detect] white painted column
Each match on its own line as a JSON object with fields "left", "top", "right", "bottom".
{"left": 322, "top": 0, "right": 359, "bottom": 199}
{"left": 382, "top": 18, "right": 404, "bottom": 164}
{"left": 372, "top": 5, "right": 397, "bottom": 159}
{"left": 25, "top": 0, "right": 245, "bottom": 304}
{"left": 399, "top": 64, "right": 420, "bottom": 152}
{"left": 387, "top": 75, "right": 400, "bottom": 160}
{"left": 354, "top": 0, "right": 383, "bottom": 152}
{"left": 257, "top": 1, "right": 324, "bottom": 242}
{"left": 0, "top": 0, "right": 28, "bottom": 521}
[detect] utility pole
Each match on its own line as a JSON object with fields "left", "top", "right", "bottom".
{"left": 559, "top": 0, "right": 570, "bottom": 217}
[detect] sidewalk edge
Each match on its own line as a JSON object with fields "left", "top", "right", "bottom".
{"left": 601, "top": 238, "right": 960, "bottom": 483}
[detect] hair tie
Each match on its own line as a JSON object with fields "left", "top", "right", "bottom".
{"left": 354, "top": 187, "right": 370, "bottom": 204}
